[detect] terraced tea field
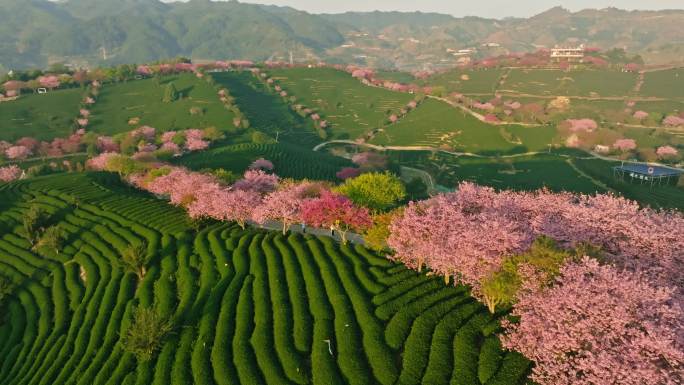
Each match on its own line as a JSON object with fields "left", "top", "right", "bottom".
{"left": 0, "top": 88, "right": 84, "bottom": 142}
{"left": 640, "top": 68, "right": 684, "bottom": 100}
{"left": 266, "top": 68, "right": 413, "bottom": 140}
{"left": 211, "top": 71, "right": 321, "bottom": 148}
{"left": 501, "top": 69, "right": 638, "bottom": 97}
{"left": 370, "top": 98, "right": 556, "bottom": 154}
{"left": 89, "top": 74, "right": 236, "bottom": 136}
{"left": 389, "top": 151, "right": 605, "bottom": 193}
{"left": 0, "top": 173, "right": 531, "bottom": 385}
{"left": 176, "top": 142, "right": 352, "bottom": 181}
{"left": 418, "top": 69, "right": 505, "bottom": 96}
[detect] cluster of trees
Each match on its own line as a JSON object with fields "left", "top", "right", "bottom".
{"left": 88, "top": 152, "right": 407, "bottom": 244}
{"left": 384, "top": 182, "right": 683, "bottom": 385}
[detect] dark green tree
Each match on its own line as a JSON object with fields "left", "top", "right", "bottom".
{"left": 122, "top": 307, "right": 172, "bottom": 362}
{"left": 121, "top": 242, "right": 149, "bottom": 280}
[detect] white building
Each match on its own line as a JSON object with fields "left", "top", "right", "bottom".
{"left": 551, "top": 44, "right": 586, "bottom": 61}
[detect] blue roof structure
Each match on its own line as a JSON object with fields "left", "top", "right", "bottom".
{"left": 614, "top": 164, "right": 683, "bottom": 178}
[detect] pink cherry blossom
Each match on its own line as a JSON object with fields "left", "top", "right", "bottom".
{"left": 502, "top": 257, "right": 684, "bottom": 385}
{"left": 161, "top": 131, "right": 177, "bottom": 143}
{"left": 233, "top": 170, "right": 279, "bottom": 194}
{"left": 5, "top": 145, "right": 31, "bottom": 160}
{"left": 185, "top": 137, "right": 209, "bottom": 152}
{"left": 472, "top": 102, "right": 495, "bottom": 111}
{"left": 253, "top": 181, "right": 325, "bottom": 234}
{"left": 248, "top": 158, "right": 274, "bottom": 171}
{"left": 38, "top": 75, "right": 60, "bottom": 89}
{"left": 565, "top": 119, "right": 598, "bottom": 132}
{"left": 656, "top": 145, "right": 679, "bottom": 158}
{"left": 0, "top": 165, "right": 22, "bottom": 182}
{"left": 633, "top": 110, "right": 649, "bottom": 120}
{"left": 663, "top": 115, "right": 684, "bottom": 127}
{"left": 130, "top": 126, "right": 156, "bottom": 141}
{"left": 80, "top": 109, "right": 91, "bottom": 118}
{"left": 613, "top": 138, "right": 637, "bottom": 151}
{"left": 86, "top": 152, "right": 118, "bottom": 171}
{"left": 160, "top": 142, "right": 181, "bottom": 155}
{"left": 97, "top": 136, "right": 119, "bottom": 153}
{"left": 77, "top": 118, "right": 89, "bottom": 127}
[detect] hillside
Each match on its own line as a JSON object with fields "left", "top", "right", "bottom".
{"left": 1, "top": 1, "right": 684, "bottom": 70}
{"left": 0, "top": 172, "right": 529, "bottom": 385}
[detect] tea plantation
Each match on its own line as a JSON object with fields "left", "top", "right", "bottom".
{"left": 0, "top": 172, "right": 531, "bottom": 385}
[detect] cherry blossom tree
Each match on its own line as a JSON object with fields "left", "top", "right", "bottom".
{"left": 336, "top": 167, "right": 362, "bottom": 180}
{"left": 38, "top": 75, "right": 60, "bottom": 90}
{"left": 0, "top": 165, "right": 22, "bottom": 182}
{"left": 633, "top": 110, "right": 649, "bottom": 120}
{"left": 565, "top": 119, "right": 598, "bottom": 132}
{"left": 185, "top": 137, "right": 209, "bottom": 152}
{"left": 663, "top": 115, "right": 684, "bottom": 127}
{"left": 352, "top": 152, "right": 388, "bottom": 170}
{"left": 5, "top": 146, "right": 31, "bottom": 160}
{"left": 188, "top": 186, "right": 260, "bottom": 229}
{"left": 613, "top": 138, "right": 637, "bottom": 152}
{"left": 301, "top": 191, "right": 372, "bottom": 244}
{"left": 233, "top": 170, "right": 279, "bottom": 194}
{"left": 97, "top": 136, "right": 119, "bottom": 153}
{"left": 86, "top": 152, "right": 118, "bottom": 171}
{"left": 656, "top": 145, "right": 679, "bottom": 159}
{"left": 248, "top": 158, "right": 274, "bottom": 171}
{"left": 253, "top": 181, "right": 325, "bottom": 234}
{"left": 80, "top": 109, "right": 91, "bottom": 118}
{"left": 501, "top": 257, "right": 684, "bottom": 385}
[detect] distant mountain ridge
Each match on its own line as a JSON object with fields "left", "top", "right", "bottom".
{"left": 1, "top": 1, "right": 683, "bottom": 71}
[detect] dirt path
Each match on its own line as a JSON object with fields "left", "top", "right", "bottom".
{"left": 400, "top": 166, "right": 438, "bottom": 194}
{"left": 564, "top": 158, "right": 616, "bottom": 193}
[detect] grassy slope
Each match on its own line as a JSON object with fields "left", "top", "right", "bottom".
{"left": 88, "top": 74, "right": 236, "bottom": 136}
{"left": 267, "top": 67, "right": 413, "bottom": 140}
{"left": 0, "top": 172, "right": 530, "bottom": 385}
{"left": 0, "top": 88, "right": 83, "bottom": 142}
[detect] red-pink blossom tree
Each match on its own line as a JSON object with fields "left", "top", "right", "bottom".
{"left": 501, "top": 257, "right": 684, "bottom": 385}
{"left": 336, "top": 167, "right": 362, "bottom": 180}
{"left": 301, "top": 191, "right": 371, "bottom": 244}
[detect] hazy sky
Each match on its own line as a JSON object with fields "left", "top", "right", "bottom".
{"left": 163, "top": 0, "right": 684, "bottom": 18}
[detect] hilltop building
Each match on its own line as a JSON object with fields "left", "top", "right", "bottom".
{"left": 551, "top": 44, "right": 586, "bottom": 62}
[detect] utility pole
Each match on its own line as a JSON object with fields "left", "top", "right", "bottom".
{"left": 289, "top": 51, "right": 294, "bottom": 66}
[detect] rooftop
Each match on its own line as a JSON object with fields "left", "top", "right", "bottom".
{"left": 614, "top": 163, "right": 683, "bottom": 178}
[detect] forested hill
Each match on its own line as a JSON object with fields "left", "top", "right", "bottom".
{"left": 1, "top": 0, "right": 684, "bottom": 71}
